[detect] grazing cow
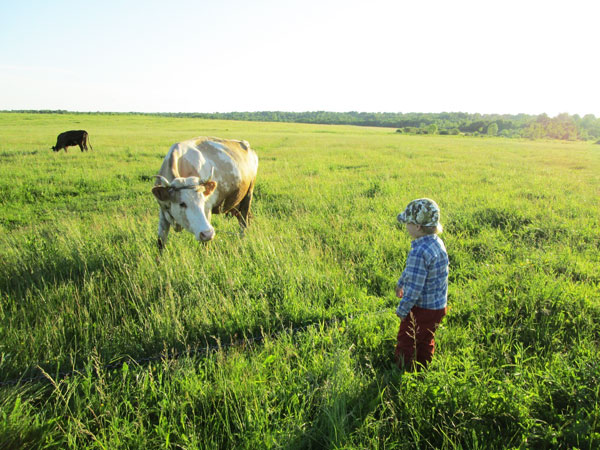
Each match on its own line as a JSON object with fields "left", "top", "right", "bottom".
{"left": 152, "top": 136, "right": 258, "bottom": 248}
{"left": 51, "top": 130, "right": 93, "bottom": 152}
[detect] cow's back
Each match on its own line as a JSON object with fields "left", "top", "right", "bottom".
{"left": 56, "top": 130, "right": 87, "bottom": 143}
{"left": 193, "top": 137, "right": 258, "bottom": 182}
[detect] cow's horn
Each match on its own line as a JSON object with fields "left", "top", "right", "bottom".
{"left": 200, "top": 167, "right": 214, "bottom": 185}
{"left": 154, "top": 175, "right": 171, "bottom": 187}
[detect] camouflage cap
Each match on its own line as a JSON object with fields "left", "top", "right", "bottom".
{"left": 397, "top": 198, "right": 440, "bottom": 226}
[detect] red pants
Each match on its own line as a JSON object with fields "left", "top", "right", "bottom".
{"left": 395, "top": 306, "right": 446, "bottom": 369}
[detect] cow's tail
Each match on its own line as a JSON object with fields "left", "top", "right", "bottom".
{"left": 87, "top": 134, "right": 93, "bottom": 151}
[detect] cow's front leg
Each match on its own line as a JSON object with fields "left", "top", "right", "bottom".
{"left": 157, "top": 209, "right": 171, "bottom": 251}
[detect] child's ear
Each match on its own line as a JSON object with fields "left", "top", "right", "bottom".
{"left": 203, "top": 181, "right": 217, "bottom": 196}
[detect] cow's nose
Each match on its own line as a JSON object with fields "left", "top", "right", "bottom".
{"left": 198, "top": 228, "right": 215, "bottom": 242}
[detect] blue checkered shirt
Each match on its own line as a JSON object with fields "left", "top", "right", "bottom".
{"left": 396, "top": 234, "right": 449, "bottom": 319}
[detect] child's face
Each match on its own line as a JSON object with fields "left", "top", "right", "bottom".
{"left": 406, "top": 223, "right": 425, "bottom": 239}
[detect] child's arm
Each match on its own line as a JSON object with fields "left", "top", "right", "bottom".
{"left": 395, "top": 273, "right": 405, "bottom": 298}
{"left": 395, "top": 250, "right": 427, "bottom": 319}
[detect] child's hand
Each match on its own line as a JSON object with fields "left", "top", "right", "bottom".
{"left": 395, "top": 286, "right": 404, "bottom": 298}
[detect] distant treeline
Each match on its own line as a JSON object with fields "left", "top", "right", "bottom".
{"left": 6, "top": 110, "right": 600, "bottom": 141}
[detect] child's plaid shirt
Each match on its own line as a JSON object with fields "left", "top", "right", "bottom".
{"left": 396, "top": 234, "right": 449, "bottom": 319}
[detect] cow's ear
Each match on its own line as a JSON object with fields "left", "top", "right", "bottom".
{"left": 152, "top": 186, "right": 171, "bottom": 202}
{"left": 203, "top": 181, "right": 217, "bottom": 196}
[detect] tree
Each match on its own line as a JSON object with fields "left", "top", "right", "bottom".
{"left": 427, "top": 124, "right": 438, "bottom": 134}
{"left": 487, "top": 122, "right": 498, "bottom": 136}
{"left": 581, "top": 114, "right": 600, "bottom": 139}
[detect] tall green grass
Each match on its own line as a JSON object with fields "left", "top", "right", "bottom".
{"left": 1, "top": 112, "right": 599, "bottom": 449}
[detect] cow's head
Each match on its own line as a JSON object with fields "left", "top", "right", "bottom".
{"left": 51, "top": 146, "right": 58, "bottom": 152}
{"left": 152, "top": 172, "right": 218, "bottom": 242}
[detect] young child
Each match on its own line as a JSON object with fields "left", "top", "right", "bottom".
{"left": 394, "top": 198, "right": 449, "bottom": 370}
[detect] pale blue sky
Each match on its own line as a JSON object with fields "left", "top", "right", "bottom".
{"left": 1, "top": 0, "right": 598, "bottom": 116}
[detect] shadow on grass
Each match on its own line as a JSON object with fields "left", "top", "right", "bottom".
{"left": 281, "top": 342, "right": 420, "bottom": 449}
{"left": 0, "top": 243, "right": 122, "bottom": 302}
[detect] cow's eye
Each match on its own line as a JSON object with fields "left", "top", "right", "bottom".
{"left": 179, "top": 202, "right": 187, "bottom": 208}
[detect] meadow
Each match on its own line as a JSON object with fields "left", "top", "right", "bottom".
{"left": 0, "top": 112, "right": 599, "bottom": 449}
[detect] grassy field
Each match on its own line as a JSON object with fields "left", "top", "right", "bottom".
{"left": 1, "top": 112, "right": 599, "bottom": 449}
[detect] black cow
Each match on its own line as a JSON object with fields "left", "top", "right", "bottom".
{"left": 52, "top": 130, "right": 93, "bottom": 152}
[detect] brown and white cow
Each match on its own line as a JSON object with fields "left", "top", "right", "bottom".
{"left": 52, "top": 130, "right": 92, "bottom": 152}
{"left": 152, "top": 136, "right": 258, "bottom": 248}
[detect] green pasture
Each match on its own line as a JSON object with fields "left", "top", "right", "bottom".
{"left": 0, "top": 112, "right": 599, "bottom": 449}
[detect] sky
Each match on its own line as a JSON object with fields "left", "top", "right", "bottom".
{"left": 1, "top": 0, "right": 598, "bottom": 116}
